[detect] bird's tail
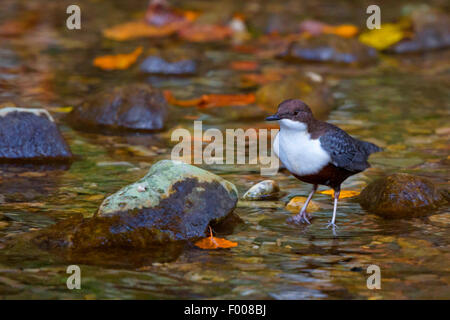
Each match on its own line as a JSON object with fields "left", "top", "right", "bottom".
{"left": 360, "top": 140, "right": 383, "bottom": 155}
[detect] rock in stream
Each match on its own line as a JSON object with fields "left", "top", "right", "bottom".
{"left": 33, "top": 160, "right": 239, "bottom": 250}
{"left": 0, "top": 107, "right": 72, "bottom": 162}
{"left": 359, "top": 173, "right": 445, "bottom": 218}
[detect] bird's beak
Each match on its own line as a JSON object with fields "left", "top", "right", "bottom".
{"left": 265, "top": 114, "right": 280, "bottom": 121}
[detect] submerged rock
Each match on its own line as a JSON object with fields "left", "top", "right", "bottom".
{"left": 33, "top": 160, "right": 239, "bottom": 250}
{"left": 359, "top": 173, "right": 445, "bottom": 218}
{"left": 280, "top": 34, "right": 377, "bottom": 65}
{"left": 140, "top": 56, "right": 197, "bottom": 75}
{"left": 255, "top": 75, "right": 333, "bottom": 119}
{"left": 386, "top": 9, "right": 450, "bottom": 54}
{"left": 0, "top": 107, "right": 72, "bottom": 162}
{"left": 68, "top": 84, "right": 168, "bottom": 132}
{"left": 243, "top": 180, "right": 280, "bottom": 200}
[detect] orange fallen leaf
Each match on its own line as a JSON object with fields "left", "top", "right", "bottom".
{"left": 322, "top": 24, "right": 359, "bottom": 38}
{"left": 319, "top": 189, "right": 360, "bottom": 199}
{"left": 93, "top": 47, "right": 143, "bottom": 70}
{"left": 178, "top": 24, "right": 232, "bottom": 42}
{"left": 194, "top": 227, "right": 238, "bottom": 250}
{"left": 103, "top": 20, "right": 185, "bottom": 41}
{"left": 230, "top": 61, "right": 259, "bottom": 71}
{"left": 164, "top": 91, "right": 255, "bottom": 108}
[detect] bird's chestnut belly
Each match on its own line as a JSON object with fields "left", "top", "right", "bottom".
{"left": 293, "top": 164, "right": 356, "bottom": 188}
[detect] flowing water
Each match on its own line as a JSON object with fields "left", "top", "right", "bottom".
{"left": 0, "top": 0, "right": 449, "bottom": 299}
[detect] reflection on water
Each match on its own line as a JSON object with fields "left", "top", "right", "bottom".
{"left": 0, "top": 0, "right": 449, "bottom": 299}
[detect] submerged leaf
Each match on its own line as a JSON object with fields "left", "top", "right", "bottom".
{"left": 93, "top": 47, "right": 143, "bottom": 70}
{"left": 194, "top": 228, "right": 238, "bottom": 249}
{"left": 323, "top": 24, "right": 359, "bottom": 38}
{"left": 286, "top": 196, "right": 321, "bottom": 213}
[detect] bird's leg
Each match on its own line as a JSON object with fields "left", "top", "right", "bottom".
{"left": 288, "top": 184, "right": 318, "bottom": 225}
{"left": 326, "top": 187, "right": 340, "bottom": 231}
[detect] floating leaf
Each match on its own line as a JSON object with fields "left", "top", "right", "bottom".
{"left": 164, "top": 91, "right": 255, "bottom": 108}
{"left": 194, "top": 227, "right": 238, "bottom": 250}
{"left": 93, "top": 47, "right": 143, "bottom": 70}
{"left": 319, "top": 189, "right": 360, "bottom": 199}
{"left": 178, "top": 24, "right": 232, "bottom": 42}
{"left": 323, "top": 24, "right": 359, "bottom": 38}
{"left": 230, "top": 61, "right": 259, "bottom": 71}
{"left": 286, "top": 196, "right": 321, "bottom": 213}
{"left": 359, "top": 22, "right": 409, "bottom": 50}
{"left": 103, "top": 20, "right": 185, "bottom": 41}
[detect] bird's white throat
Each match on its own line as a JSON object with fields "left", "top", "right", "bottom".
{"left": 274, "top": 119, "right": 331, "bottom": 176}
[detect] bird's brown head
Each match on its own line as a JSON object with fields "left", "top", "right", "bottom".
{"left": 266, "top": 99, "right": 314, "bottom": 124}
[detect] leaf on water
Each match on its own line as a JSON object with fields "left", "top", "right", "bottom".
{"left": 230, "top": 61, "right": 259, "bottom": 71}
{"left": 164, "top": 91, "right": 255, "bottom": 108}
{"left": 93, "top": 47, "right": 143, "bottom": 70}
{"left": 145, "top": 0, "right": 198, "bottom": 26}
{"left": 103, "top": 20, "right": 186, "bottom": 41}
{"left": 358, "top": 21, "right": 410, "bottom": 50}
{"left": 319, "top": 189, "right": 360, "bottom": 199}
{"left": 322, "top": 24, "right": 359, "bottom": 38}
{"left": 194, "top": 227, "right": 238, "bottom": 250}
{"left": 299, "top": 20, "right": 358, "bottom": 38}
{"left": 178, "top": 24, "right": 232, "bottom": 42}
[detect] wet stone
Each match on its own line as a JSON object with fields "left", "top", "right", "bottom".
{"left": 68, "top": 84, "right": 168, "bottom": 132}
{"left": 32, "top": 160, "right": 239, "bottom": 250}
{"left": 242, "top": 180, "right": 280, "bottom": 200}
{"left": 359, "top": 173, "right": 445, "bottom": 218}
{"left": 280, "top": 34, "right": 377, "bottom": 65}
{"left": 140, "top": 56, "right": 197, "bottom": 75}
{"left": 0, "top": 107, "right": 72, "bottom": 162}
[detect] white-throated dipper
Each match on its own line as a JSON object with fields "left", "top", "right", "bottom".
{"left": 266, "top": 99, "right": 382, "bottom": 230}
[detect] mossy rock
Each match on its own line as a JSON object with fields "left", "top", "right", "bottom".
{"left": 33, "top": 160, "right": 239, "bottom": 250}
{"left": 359, "top": 173, "right": 445, "bottom": 218}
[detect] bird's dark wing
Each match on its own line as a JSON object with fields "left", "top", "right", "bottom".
{"left": 319, "top": 126, "right": 372, "bottom": 172}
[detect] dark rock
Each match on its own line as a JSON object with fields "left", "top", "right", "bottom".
{"left": 386, "top": 10, "right": 450, "bottom": 54}
{"left": 359, "top": 173, "right": 445, "bottom": 218}
{"left": 33, "top": 160, "right": 239, "bottom": 250}
{"left": 68, "top": 84, "right": 168, "bottom": 132}
{"left": 280, "top": 34, "right": 377, "bottom": 65}
{"left": 0, "top": 107, "right": 72, "bottom": 162}
{"left": 255, "top": 75, "right": 334, "bottom": 119}
{"left": 140, "top": 56, "right": 197, "bottom": 75}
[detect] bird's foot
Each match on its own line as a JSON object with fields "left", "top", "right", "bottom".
{"left": 326, "top": 221, "right": 339, "bottom": 229}
{"left": 287, "top": 211, "right": 311, "bottom": 225}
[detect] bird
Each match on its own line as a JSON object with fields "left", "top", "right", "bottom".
{"left": 266, "top": 99, "right": 382, "bottom": 230}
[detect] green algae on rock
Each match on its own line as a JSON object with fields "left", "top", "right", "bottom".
{"left": 359, "top": 173, "right": 445, "bottom": 218}
{"left": 33, "top": 160, "right": 239, "bottom": 250}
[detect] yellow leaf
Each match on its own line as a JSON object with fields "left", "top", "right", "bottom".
{"left": 319, "top": 189, "right": 360, "bottom": 199}
{"left": 93, "top": 47, "right": 143, "bottom": 71}
{"left": 194, "top": 227, "right": 238, "bottom": 250}
{"left": 286, "top": 196, "right": 321, "bottom": 213}
{"left": 359, "top": 22, "right": 409, "bottom": 50}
